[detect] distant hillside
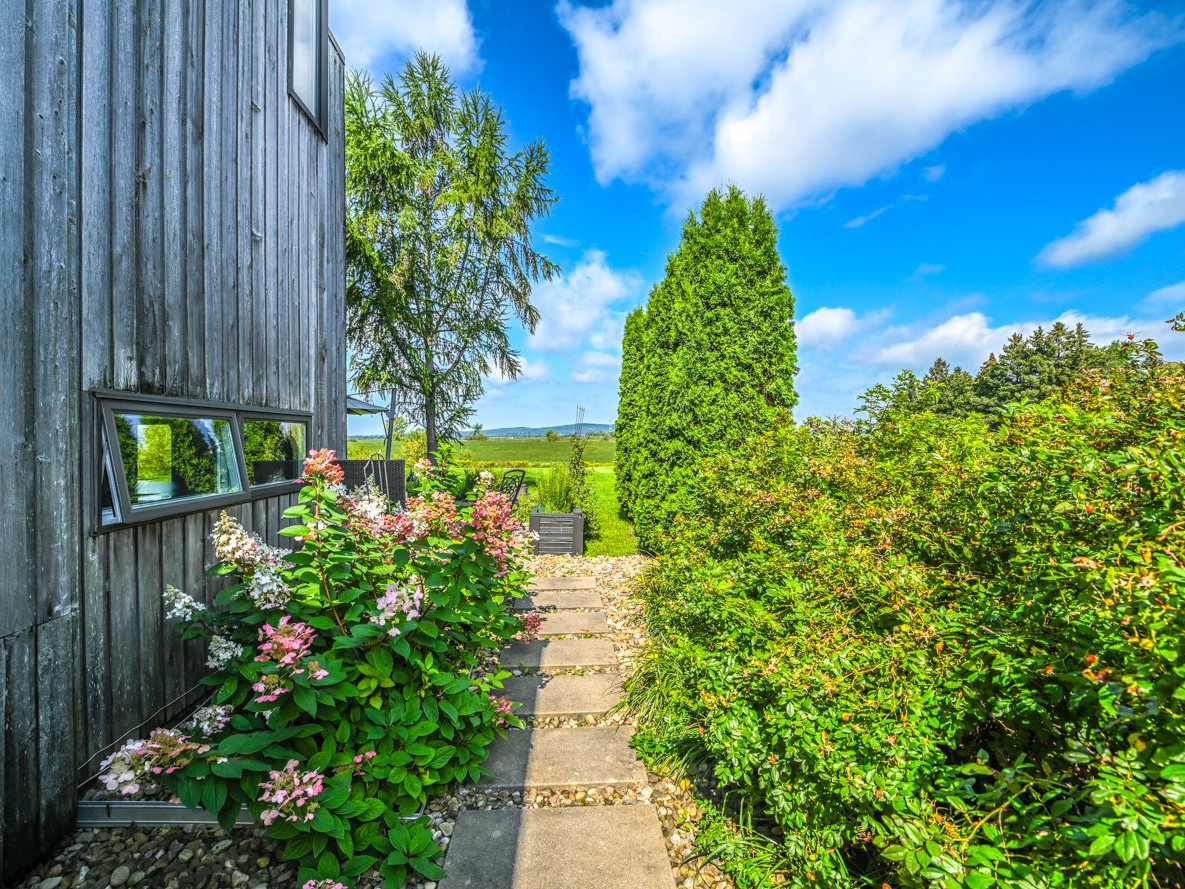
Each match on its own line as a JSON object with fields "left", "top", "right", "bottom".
{"left": 471, "top": 423, "right": 615, "bottom": 438}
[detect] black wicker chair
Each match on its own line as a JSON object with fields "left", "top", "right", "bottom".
{"left": 498, "top": 469, "right": 526, "bottom": 505}
{"left": 338, "top": 457, "right": 406, "bottom": 507}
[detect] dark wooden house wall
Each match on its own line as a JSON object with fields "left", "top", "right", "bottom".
{"left": 0, "top": 1, "right": 347, "bottom": 878}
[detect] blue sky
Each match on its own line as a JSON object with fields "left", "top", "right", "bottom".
{"left": 333, "top": 0, "right": 1185, "bottom": 435}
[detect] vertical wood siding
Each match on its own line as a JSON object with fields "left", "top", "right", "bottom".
{"left": 0, "top": 1, "right": 347, "bottom": 878}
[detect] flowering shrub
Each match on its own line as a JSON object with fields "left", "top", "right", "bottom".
{"left": 100, "top": 449, "right": 533, "bottom": 886}
{"left": 628, "top": 340, "right": 1185, "bottom": 888}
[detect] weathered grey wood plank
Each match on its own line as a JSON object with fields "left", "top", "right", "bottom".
{"left": 163, "top": 0, "right": 187, "bottom": 391}
{"left": 108, "top": 530, "right": 142, "bottom": 737}
{"left": 235, "top": 0, "right": 252, "bottom": 404}
{"left": 0, "top": 0, "right": 32, "bottom": 640}
{"left": 264, "top": 0, "right": 279, "bottom": 409}
{"left": 161, "top": 517, "right": 188, "bottom": 707}
{"left": 30, "top": 0, "right": 82, "bottom": 625}
{"left": 111, "top": 0, "right": 139, "bottom": 390}
{"left": 82, "top": 536, "right": 113, "bottom": 771}
{"left": 184, "top": 0, "right": 206, "bottom": 393}
{"left": 0, "top": 636, "right": 7, "bottom": 871}
{"left": 137, "top": 524, "right": 165, "bottom": 722}
{"left": 80, "top": 0, "right": 112, "bottom": 392}
{"left": 3, "top": 630, "right": 39, "bottom": 874}
{"left": 37, "top": 614, "right": 80, "bottom": 846}
{"left": 79, "top": 0, "right": 114, "bottom": 771}
{"left": 137, "top": 6, "right": 165, "bottom": 391}
{"left": 222, "top": 0, "right": 239, "bottom": 402}
{"left": 202, "top": 0, "right": 225, "bottom": 400}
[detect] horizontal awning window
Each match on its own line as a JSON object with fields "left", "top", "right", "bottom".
{"left": 95, "top": 392, "right": 313, "bottom": 530}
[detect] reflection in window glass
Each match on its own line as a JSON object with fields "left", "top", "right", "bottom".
{"left": 243, "top": 419, "right": 308, "bottom": 485}
{"left": 114, "top": 413, "right": 243, "bottom": 507}
{"left": 290, "top": 0, "right": 320, "bottom": 119}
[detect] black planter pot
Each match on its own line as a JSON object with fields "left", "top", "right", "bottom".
{"left": 529, "top": 508, "right": 585, "bottom": 555}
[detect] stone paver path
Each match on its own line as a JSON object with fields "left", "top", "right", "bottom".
{"left": 442, "top": 576, "right": 676, "bottom": 888}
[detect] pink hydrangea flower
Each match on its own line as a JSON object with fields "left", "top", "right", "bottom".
{"left": 258, "top": 759, "right": 325, "bottom": 826}
{"left": 251, "top": 673, "right": 291, "bottom": 704}
{"left": 371, "top": 580, "right": 427, "bottom": 635}
{"left": 302, "top": 448, "right": 345, "bottom": 486}
{"left": 255, "top": 615, "right": 317, "bottom": 669}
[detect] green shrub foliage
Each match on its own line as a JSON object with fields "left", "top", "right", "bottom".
{"left": 102, "top": 451, "right": 534, "bottom": 887}
{"left": 627, "top": 338, "right": 1185, "bottom": 887}
{"left": 616, "top": 186, "right": 798, "bottom": 551}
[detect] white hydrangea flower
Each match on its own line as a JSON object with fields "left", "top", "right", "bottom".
{"left": 186, "top": 704, "right": 233, "bottom": 737}
{"left": 163, "top": 585, "right": 206, "bottom": 622}
{"left": 246, "top": 563, "right": 289, "bottom": 610}
{"left": 206, "top": 634, "right": 244, "bottom": 670}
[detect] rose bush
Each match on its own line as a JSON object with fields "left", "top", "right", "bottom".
{"left": 628, "top": 339, "right": 1185, "bottom": 888}
{"left": 101, "top": 449, "right": 534, "bottom": 887}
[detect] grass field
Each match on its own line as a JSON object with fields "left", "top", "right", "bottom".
{"left": 345, "top": 437, "right": 635, "bottom": 556}
{"left": 347, "top": 436, "right": 615, "bottom": 465}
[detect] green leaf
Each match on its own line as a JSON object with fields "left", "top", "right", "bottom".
{"left": 411, "top": 857, "right": 447, "bottom": 880}
{"left": 293, "top": 684, "right": 318, "bottom": 717}
{"left": 200, "top": 780, "right": 228, "bottom": 815}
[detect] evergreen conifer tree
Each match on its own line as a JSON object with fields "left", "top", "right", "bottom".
{"left": 618, "top": 186, "right": 798, "bottom": 551}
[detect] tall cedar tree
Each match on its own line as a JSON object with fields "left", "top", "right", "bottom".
{"left": 614, "top": 308, "right": 646, "bottom": 520}
{"left": 618, "top": 187, "right": 798, "bottom": 551}
{"left": 344, "top": 54, "right": 559, "bottom": 454}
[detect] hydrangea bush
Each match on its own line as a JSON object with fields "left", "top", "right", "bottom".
{"left": 102, "top": 449, "right": 535, "bottom": 887}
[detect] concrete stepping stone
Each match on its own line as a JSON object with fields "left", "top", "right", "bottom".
{"left": 513, "top": 589, "right": 603, "bottom": 611}
{"left": 529, "top": 576, "right": 596, "bottom": 591}
{"left": 479, "top": 726, "right": 647, "bottom": 791}
{"left": 500, "top": 638, "right": 618, "bottom": 669}
{"left": 501, "top": 673, "right": 622, "bottom": 717}
{"left": 536, "top": 610, "right": 610, "bottom": 636}
{"left": 440, "top": 805, "right": 676, "bottom": 888}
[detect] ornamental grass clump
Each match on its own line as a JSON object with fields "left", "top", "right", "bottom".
{"left": 99, "top": 448, "right": 534, "bottom": 887}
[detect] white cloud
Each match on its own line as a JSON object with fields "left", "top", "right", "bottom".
{"left": 1142, "top": 281, "right": 1185, "bottom": 313}
{"left": 844, "top": 205, "right": 892, "bottom": 229}
{"left": 529, "top": 250, "right": 641, "bottom": 351}
{"left": 330, "top": 0, "right": 480, "bottom": 73}
{"left": 910, "top": 262, "right": 946, "bottom": 279}
{"left": 798, "top": 306, "right": 890, "bottom": 352}
{"left": 560, "top": 0, "right": 1178, "bottom": 209}
{"left": 1038, "top": 171, "right": 1185, "bottom": 267}
{"left": 543, "top": 233, "right": 580, "bottom": 247}
{"left": 798, "top": 307, "right": 858, "bottom": 348}
{"left": 923, "top": 164, "right": 946, "bottom": 183}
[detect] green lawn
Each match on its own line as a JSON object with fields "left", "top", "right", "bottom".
{"left": 347, "top": 436, "right": 615, "bottom": 465}
{"left": 344, "top": 437, "right": 636, "bottom": 556}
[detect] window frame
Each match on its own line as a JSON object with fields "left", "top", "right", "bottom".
{"left": 93, "top": 391, "right": 314, "bottom": 533}
{"left": 288, "top": 0, "right": 329, "bottom": 136}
